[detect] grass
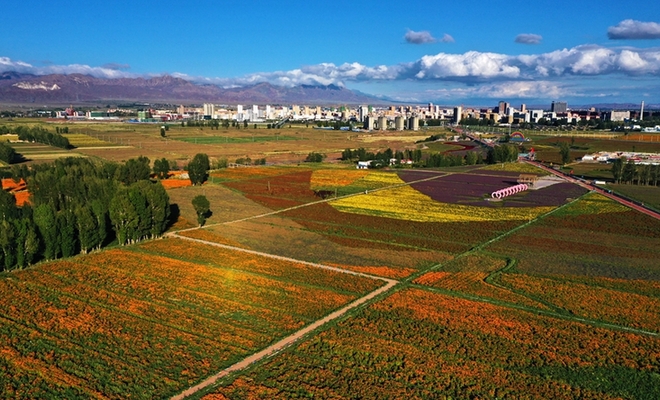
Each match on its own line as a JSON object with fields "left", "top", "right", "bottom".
{"left": 62, "top": 133, "right": 113, "bottom": 147}
{"left": 177, "top": 135, "right": 300, "bottom": 144}
{"left": 164, "top": 182, "right": 272, "bottom": 229}
{"left": 422, "top": 141, "right": 465, "bottom": 152}
{"left": 605, "top": 184, "right": 660, "bottom": 210}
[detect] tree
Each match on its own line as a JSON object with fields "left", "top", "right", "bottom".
{"left": 109, "top": 186, "right": 139, "bottom": 246}
{"left": 622, "top": 160, "right": 637, "bottom": 184}
{"left": 33, "top": 204, "right": 58, "bottom": 260}
{"left": 305, "top": 152, "right": 326, "bottom": 163}
{"left": 559, "top": 142, "right": 571, "bottom": 165}
{"left": 465, "top": 151, "right": 478, "bottom": 165}
{"left": 117, "top": 156, "right": 151, "bottom": 185}
{"left": 192, "top": 195, "right": 210, "bottom": 227}
{"left": 188, "top": 153, "right": 210, "bottom": 185}
{"left": 612, "top": 158, "right": 625, "bottom": 184}
{"left": 0, "top": 142, "right": 16, "bottom": 164}
{"left": 153, "top": 158, "right": 170, "bottom": 180}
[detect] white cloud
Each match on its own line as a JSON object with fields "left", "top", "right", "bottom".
{"left": 419, "top": 81, "right": 571, "bottom": 100}
{"left": 404, "top": 30, "right": 436, "bottom": 44}
{"left": 515, "top": 33, "right": 542, "bottom": 45}
{"left": 522, "top": 45, "right": 660, "bottom": 76}
{"left": 440, "top": 34, "right": 455, "bottom": 43}
{"left": 2, "top": 44, "right": 660, "bottom": 92}
{"left": 101, "top": 63, "right": 131, "bottom": 71}
{"left": 414, "top": 51, "right": 520, "bottom": 79}
{"left": 608, "top": 19, "right": 660, "bottom": 40}
{"left": 0, "top": 57, "right": 134, "bottom": 79}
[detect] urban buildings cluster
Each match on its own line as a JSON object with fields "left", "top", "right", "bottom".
{"left": 48, "top": 100, "right": 653, "bottom": 131}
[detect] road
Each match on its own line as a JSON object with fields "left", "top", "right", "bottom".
{"left": 524, "top": 160, "right": 660, "bottom": 221}
{"left": 169, "top": 234, "right": 397, "bottom": 400}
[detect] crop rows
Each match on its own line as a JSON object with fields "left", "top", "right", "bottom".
{"left": 0, "top": 238, "right": 381, "bottom": 398}
{"left": 208, "top": 288, "right": 660, "bottom": 399}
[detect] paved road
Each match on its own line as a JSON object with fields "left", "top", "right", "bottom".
{"left": 524, "top": 160, "right": 660, "bottom": 221}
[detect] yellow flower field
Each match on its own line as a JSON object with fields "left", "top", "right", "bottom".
{"left": 557, "top": 192, "right": 629, "bottom": 216}
{"left": 330, "top": 185, "right": 554, "bottom": 223}
{"left": 310, "top": 169, "right": 369, "bottom": 189}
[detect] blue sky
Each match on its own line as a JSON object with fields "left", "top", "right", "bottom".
{"left": 1, "top": 0, "right": 660, "bottom": 106}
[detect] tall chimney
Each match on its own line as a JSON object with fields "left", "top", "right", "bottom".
{"left": 640, "top": 101, "right": 645, "bottom": 121}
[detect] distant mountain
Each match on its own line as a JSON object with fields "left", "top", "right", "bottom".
{"left": 0, "top": 73, "right": 381, "bottom": 105}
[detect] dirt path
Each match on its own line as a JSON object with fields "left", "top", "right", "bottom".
{"left": 170, "top": 234, "right": 397, "bottom": 400}
{"left": 171, "top": 172, "right": 448, "bottom": 235}
{"left": 169, "top": 165, "right": 660, "bottom": 399}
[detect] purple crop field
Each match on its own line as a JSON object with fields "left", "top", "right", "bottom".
{"left": 399, "top": 171, "right": 587, "bottom": 208}
{"left": 504, "top": 183, "right": 588, "bottom": 207}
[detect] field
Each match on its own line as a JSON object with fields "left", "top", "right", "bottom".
{"left": 2, "top": 121, "right": 427, "bottom": 165}
{"left": 486, "top": 193, "right": 660, "bottom": 331}
{"left": 1, "top": 124, "right": 660, "bottom": 399}
{"left": 0, "top": 238, "right": 382, "bottom": 398}
{"left": 8, "top": 142, "right": 86, "bottom": 163}
{"left": 605, "top": 183, "right": 660, "bottom": 210}
{"left": 206, "top": 288, "right": 660, "bottom": 399}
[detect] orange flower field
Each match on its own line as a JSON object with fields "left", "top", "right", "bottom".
{"left": 160, "top": 178, "right": 192, "bottom": 189}
{"left": 209, "top": 288, "right": 660, "bottom": 399}
{"left": 499, "top": 273, "right": 660, "bottom": 332}
{"left": 413, "top": 254, "right": 550, "bottom": 309}
{"left": 0, "top": 238, "right": 382, "bottom": 398}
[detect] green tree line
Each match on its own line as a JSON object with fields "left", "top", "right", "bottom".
{"left": 0, "top": 157, "right": 170, "bottom": 271}
{"left": 611, "top": 158, "right": 660, "bottom": 186}
{"left": 0, "top": 125, "right": 71, "bottom": 149}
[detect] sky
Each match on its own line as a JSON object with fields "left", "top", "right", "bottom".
{"left": 1, "top": 0, "right": 660, "bottom": 106}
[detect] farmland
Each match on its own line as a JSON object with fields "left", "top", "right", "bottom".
{"left": 0, "top": 238, "right": 382, "bottom": 398}
{"left": 206, "top": 289, "right": 660, "bottom": 400}
{"left": 1, "top": 122, "right": 660, "bottom": 399}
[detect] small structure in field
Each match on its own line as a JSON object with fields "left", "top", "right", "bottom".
{"left": 517, "top": 174, "right": 539, "bottom": 186}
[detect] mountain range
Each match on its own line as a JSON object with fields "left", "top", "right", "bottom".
{"left": 0, "top": 72, "right": 382, "bottom": 105}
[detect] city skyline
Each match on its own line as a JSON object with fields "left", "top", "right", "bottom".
{"left": 1, "top": 0, "right": 660, "bottom": 104}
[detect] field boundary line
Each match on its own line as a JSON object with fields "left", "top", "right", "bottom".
{"left": 413, "top": 284, "right": 660, "bottom": 337}
{"left": 172, "top": 173, "right": 448, "bottom": 233}
{"left": 172, "top": 234, "right": 398, "bottom": 284}
{"left": 168, "top": 232, "right": 399, "bottom": 399}
{"left": 168, "top": 236, "right": 397, "bottom": 399}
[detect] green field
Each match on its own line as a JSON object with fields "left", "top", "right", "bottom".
{"left": 606, "top": 183, "right": 660, "bottom": 210}
{"left": 177, "top": 134, "right": 301, "bottom": 144}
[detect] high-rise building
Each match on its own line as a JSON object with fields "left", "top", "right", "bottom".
{"left": 236, "top": 105, "right": 244, "bottom": 121}
{"left": 520, "top": 103, "right": 526, "bottom": 113}
{"left": 358, "top": 105, "right": 369, "bottom": 122}
{"left": 203, "top": 103, "right": 215, "bottom": 117}
{"left": 453, "top": 106, "right": 463, "bottom": 124}
{"left": 364, "top": 116, "right": 374, "bottom": 130}
{"left": 498, "top": 101, "right": 509, "bottom": 115}
{"left": 551, "top": 101, "right": 568, "bottom": 114}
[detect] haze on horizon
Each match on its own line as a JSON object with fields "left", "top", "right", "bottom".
{"left": 1, "top": 0, "right": 660, "bottom": 105}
